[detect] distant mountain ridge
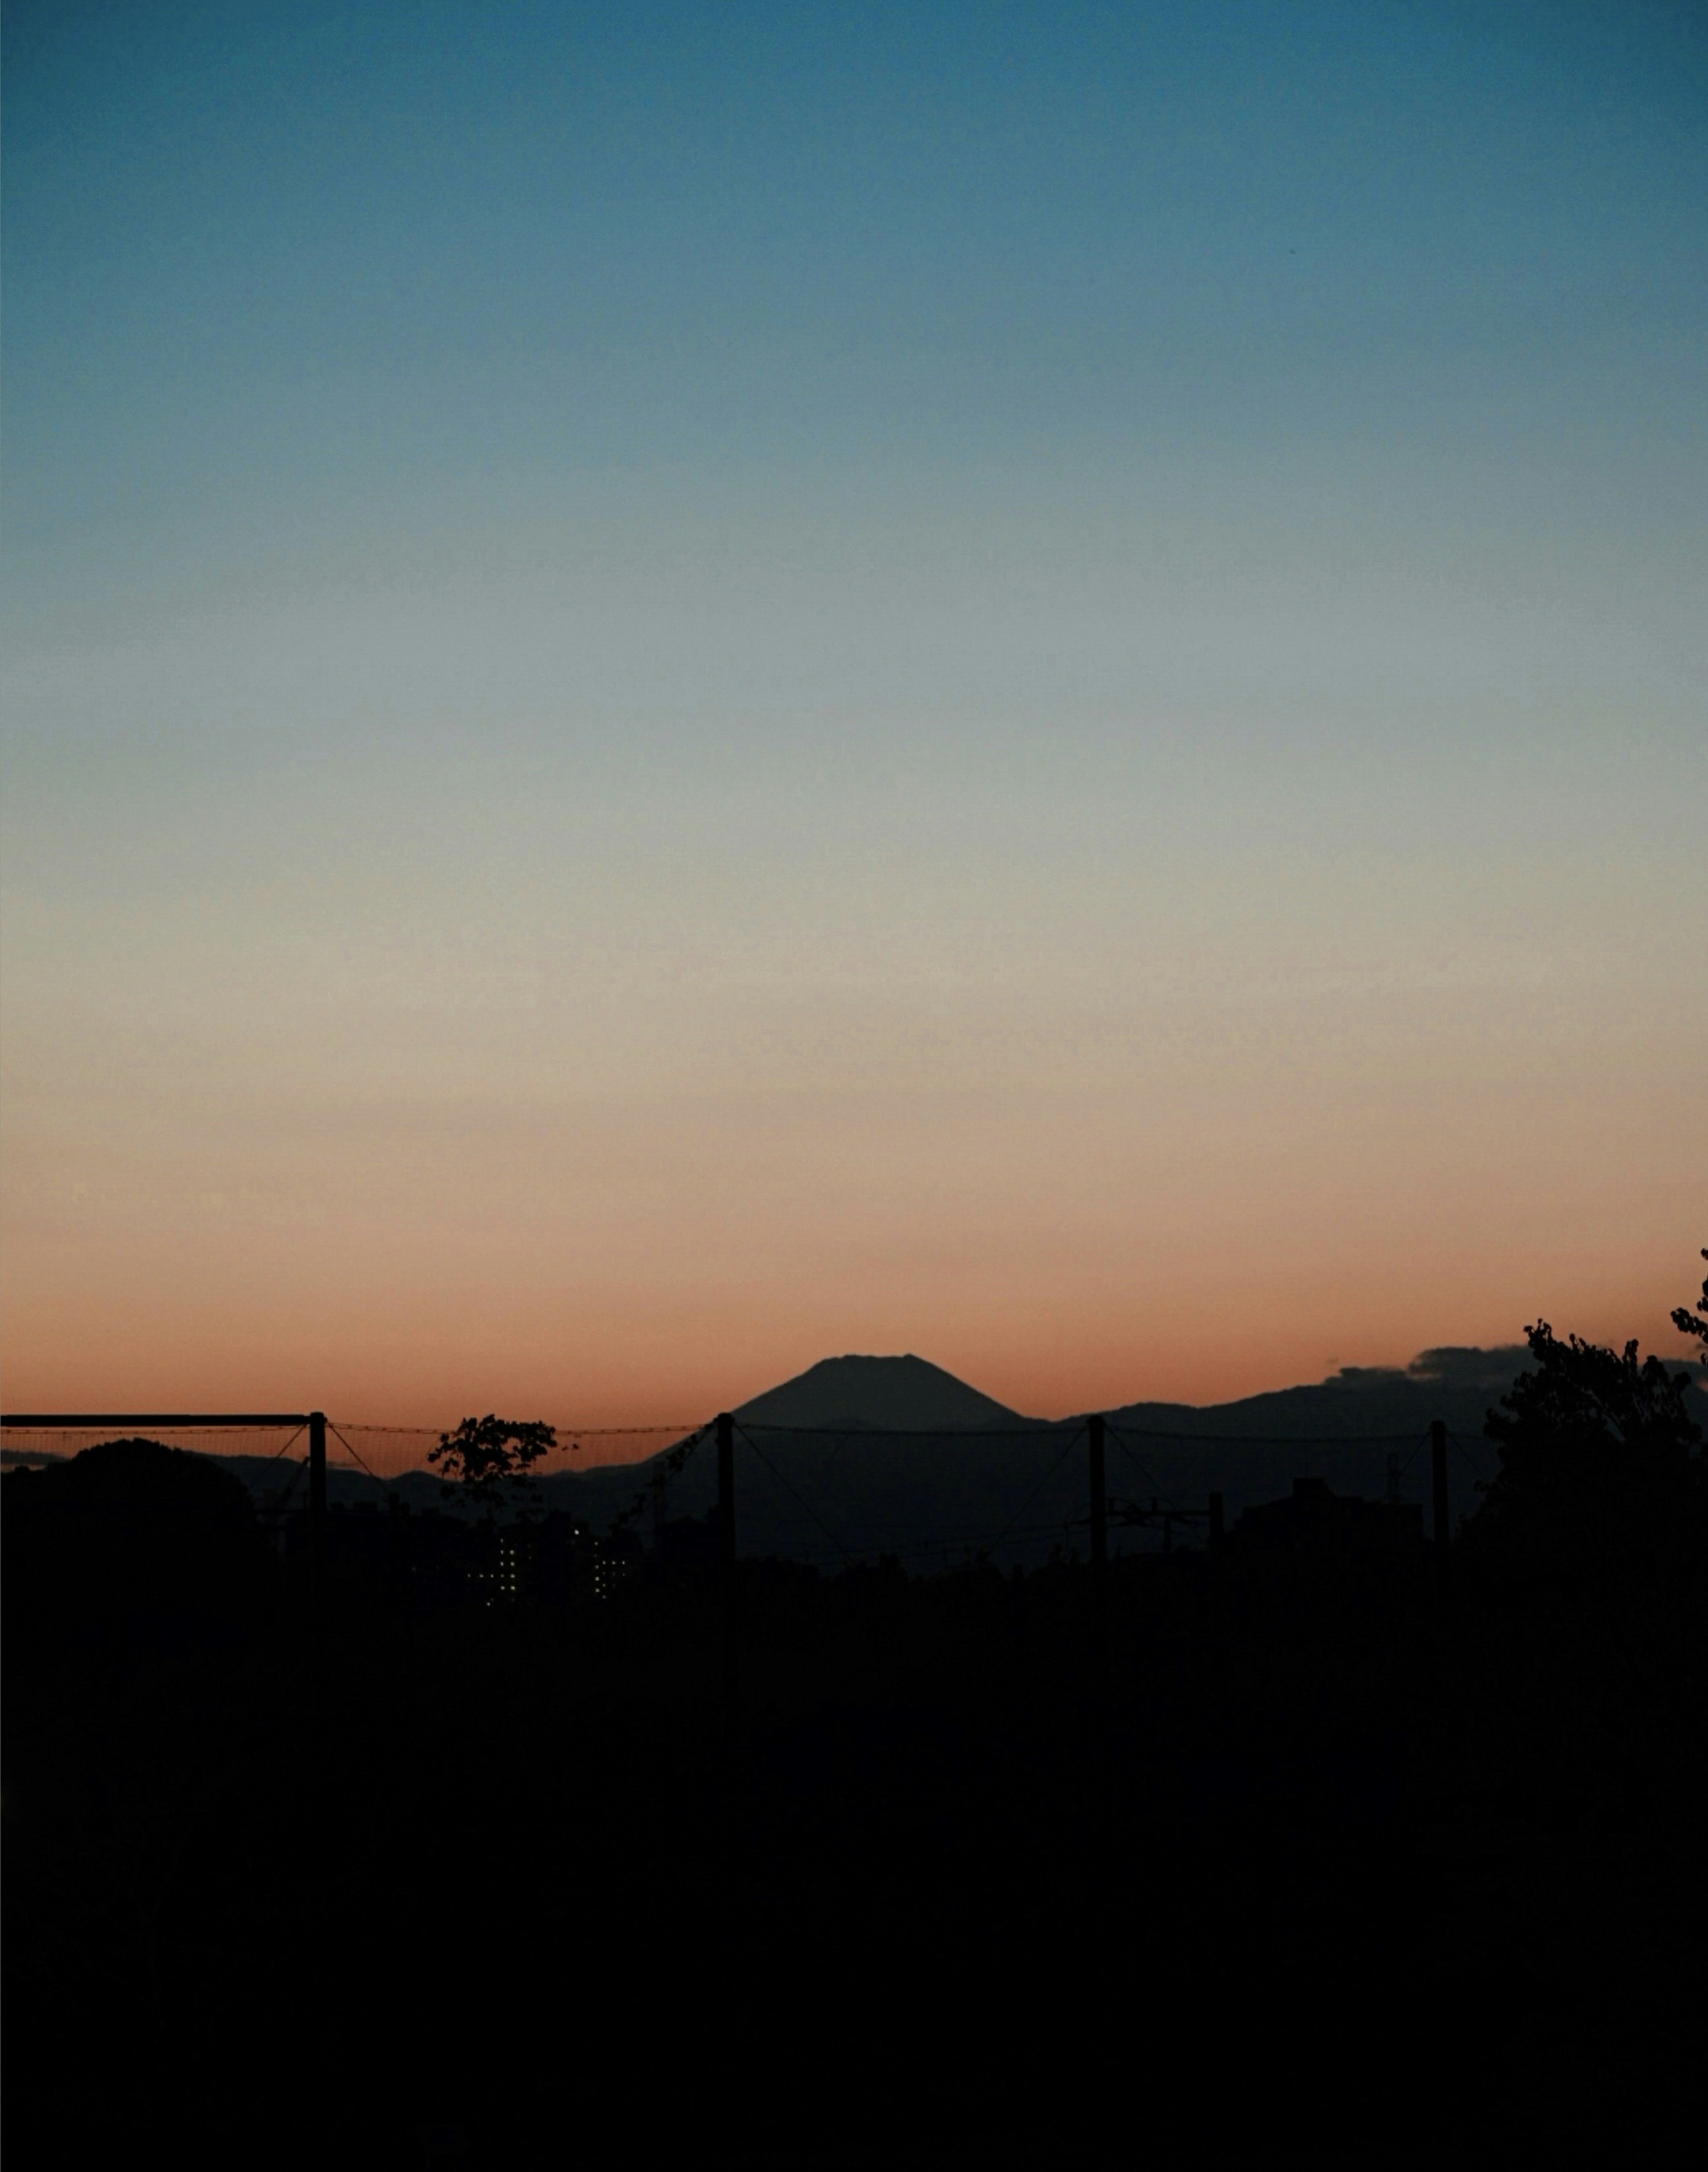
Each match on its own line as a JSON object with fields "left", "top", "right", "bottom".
{"left": 728, "top": 1344, "right": 1541, "bottom": 1442}
{"left": 1099, "top": 1346, "right": 1535, "bottom": 1441}
{"left": 538, "top": 1346, "right": 1558, "bottom": 1561}
{"left": 203, "top": 1346, "right": 1704, "bottom": 1568}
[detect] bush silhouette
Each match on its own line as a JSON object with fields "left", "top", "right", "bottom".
{"left": 3, "top": 1437, "right": 275, "bottom": 1657}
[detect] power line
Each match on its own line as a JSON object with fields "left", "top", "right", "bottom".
{"left": 1394, "top": 1428, "right": 1432, "bottom": 1476}
{"left": 327, "top": 1421, "right": 382, "bottom": 1484}
{"left": 735, "top": 1421, "right": 1071, "bottom": 1439}
{"left": 1106, "top": 1427, "right": 1433, "bottom": 1448}
{"left": 1448, "top": 1428, "right": 1494, "bottom": 1479}
{"left": 984, "top": 1425, "right": 1088, "bottom": 1555}
{"left": 735, "top": 1423, "right": 856, "bottom": 1566}
{"left": 332, "top": 1420, "right": 702, "bottom": 1438}
{"left": 1105, "top": 1427, "right": 1181, "bottom": 1510}
{"left": 608, "top": 1421, "right": 711, "bottom": 1536}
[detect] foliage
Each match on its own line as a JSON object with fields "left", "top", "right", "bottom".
{"left": 1467, "top": 1310, "right": 1703, "bottom": 1596}
{"left": 608, "top": 1421, "right": 711, "bottom": 1536}
{"left": 1672, "top": 1246, "right": 1708, "bottom": 1356}
{"left": 429, "top": 1414, "right": 557, "bottom": 1518}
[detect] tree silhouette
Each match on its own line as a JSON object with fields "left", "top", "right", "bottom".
{"left": 1672, "top": 1246, "right": 1708, "bottom": 1357}
{"left": 1469, "top": 1316, "right": 1702, "bottom": 1597}
{"left": 429, "top": 1415, "right": 557, "bottom": 1518}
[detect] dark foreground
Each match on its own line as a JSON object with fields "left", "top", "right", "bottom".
{"left": 7, "top": 1447, "right": 1703, "bottom": 2169}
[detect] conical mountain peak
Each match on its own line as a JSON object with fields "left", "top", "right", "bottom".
{"left": 735, "top": 1354, "right": 1025, "bottom": 1432}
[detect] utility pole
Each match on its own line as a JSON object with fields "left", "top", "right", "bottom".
{"left": 1430, "top": 1418, "right": 1450, "bottom": 1591}
{"left": 1088, "top": 1413, "right": 1108, "bottom": 1671}
{"left": 308, "top": 1410, "right": 327, "bottom": 1605}
{"left": 1088, "top": 1413, "right": 1109, "bottom": 1821}
{"left": 717, "top": 1412, "right": 737, "bottom": 1727}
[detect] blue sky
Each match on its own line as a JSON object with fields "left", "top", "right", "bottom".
{"left": 11, "top": 2, "right": 1706, "bottom": 559}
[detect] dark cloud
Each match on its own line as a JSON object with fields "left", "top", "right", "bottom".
{"left": 1404, "top": 1346, "right": 1532, "bottom": 1387}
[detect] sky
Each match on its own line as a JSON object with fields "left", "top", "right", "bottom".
{"left": 4, "top": 0, "right": 1705, "bottom": 1446}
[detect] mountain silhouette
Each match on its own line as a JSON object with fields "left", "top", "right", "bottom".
{"left": 1097, "top": 1346, "right": 1535, "bottom": 1442}
{"left": 736, "top": 1354, "right": 1025, "bottom": 1433}
{"left": 538, "top": 1345, "right": 1571, "bottom": 1563}
{"left": 203, "top": 1345, "right": 1702, "bottom": 1566}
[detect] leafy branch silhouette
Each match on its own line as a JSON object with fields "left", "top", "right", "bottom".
{"left": 429, "top": 1414, "right": 558, "bottom": 1519}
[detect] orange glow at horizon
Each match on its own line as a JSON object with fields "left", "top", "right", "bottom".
{"left": 6, "top": 1055, "right": 1700, "bottom": 1466}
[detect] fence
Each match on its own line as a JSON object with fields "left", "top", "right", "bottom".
{"left": 1, "top": 1406, "right": 1502, "bottom": 1584}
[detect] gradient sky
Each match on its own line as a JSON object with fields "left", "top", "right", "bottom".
{"left": 4, "top": 0, "right": 1704, "bottom": 1443}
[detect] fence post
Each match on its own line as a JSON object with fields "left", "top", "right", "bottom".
{"left": 1088, "top": 1414, "right": 1108, "bottom": 1571}
{"left": 308, "top": 1410, "right": 327, "bottom": 1604}
{"left": 1430, "top": 1418, "right": 1450, "bottom": 1589}
{"left": 717, "top": 1412, "right": 737, "bottom": 1724}
{"left": 1088, "top": 1413, "right": 1108, "bottom": 1661}
{"left": 1088, "top": 1414, "right": 1109, "bottom": 1817}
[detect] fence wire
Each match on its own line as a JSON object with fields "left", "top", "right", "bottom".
{"left": 3, "top": 1411, "right": 1501, "bottom": 1566}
